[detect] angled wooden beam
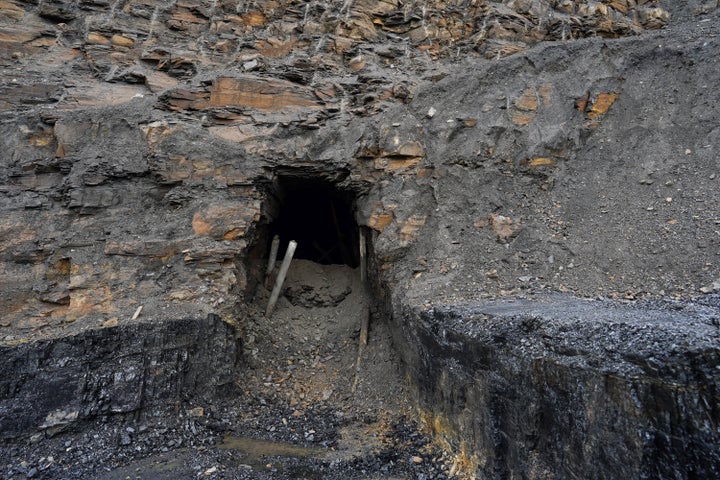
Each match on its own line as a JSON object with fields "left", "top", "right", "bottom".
{"left": 266, "top": 240, "right": 297, "bottom": 317}
{"left": 359, "top": 228, "right": 367, "bottom": 284}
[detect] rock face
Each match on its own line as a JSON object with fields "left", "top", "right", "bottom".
{"left": 0, "top": 315, "right": 241, "bottom": 439}
{"left": 394, "top": 294, "right": 720, "bottom": 478}
{"left": 1, "top": 0, "right": 720, "bottom": 477}
{"left": 1, "top": 0, "right": 711, "bottom": 337}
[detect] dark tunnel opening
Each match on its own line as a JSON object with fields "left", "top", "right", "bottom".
{"left": 268, "top": 176, "right": 360, "bottom": 268}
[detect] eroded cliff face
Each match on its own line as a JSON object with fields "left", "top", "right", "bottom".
{"left": 393, "top": 295, "right": 720, "bottom": 479}
{"left": 1, "top": 0, "right": 720, "bottom": 478}
{"left": 0, "top": 0, "right": 688, "bottom": 338}
{"left": 0, "top": 315, "right": 241, "bottom": 439}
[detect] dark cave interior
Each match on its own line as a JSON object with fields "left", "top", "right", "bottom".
{"left": 268, "top": 176, "right": 360, "bottom": 268}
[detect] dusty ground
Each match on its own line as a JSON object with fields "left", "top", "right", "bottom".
{"left": 245, "top": 260, "right": 408, "bottom": 422}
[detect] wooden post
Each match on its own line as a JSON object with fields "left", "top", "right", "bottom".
{"left": 266, "top": 240, "right": 297, "bottom": 317}
{"left": 265, "top": 235, "right": 280, "bottom": 288}
{"left": 359, "top": 306, "right": 369, "bottom": 346}
{"left": 352, "top": 308, "right": 371, "bottom": 393}
{"left": 359, "top": 228, "right": 366, "bottom": 284}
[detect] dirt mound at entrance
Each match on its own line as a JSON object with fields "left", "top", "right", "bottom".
{"left": 251, "top": 259, "right": 409, "bottom": 419}
{"left": 282, "top": 261, "right": 354, "bottom": 308}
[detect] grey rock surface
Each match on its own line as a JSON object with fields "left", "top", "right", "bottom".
{"left": 1, "top": 0, "right": 719, "bottom": 478}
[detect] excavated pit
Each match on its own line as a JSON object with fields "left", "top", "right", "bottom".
{"left": 391, "top": 295, "right": 720, "bottom": 479}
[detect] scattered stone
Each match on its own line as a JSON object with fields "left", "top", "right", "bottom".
{"left": 188, "top": 407, "right": 204, "bottom": 417}
{"left": 490, "top": 214, "right": 522, "bottom": 243}
{"left": 119, "top": 433, "right": 131, "bottom": 446}
{"left": 204, "top": 466, "right": 218, "bottom": 475}
{"left": 102, "top": 317, "right": 119, "bottom": 328}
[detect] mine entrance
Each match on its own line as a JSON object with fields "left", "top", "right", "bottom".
{"left": 222, "top": 176, "right": 444, "bottom": 478}
{"left": 268, "top": 176, "right": 360, "bottom": 268}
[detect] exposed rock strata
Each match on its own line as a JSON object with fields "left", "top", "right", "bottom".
{"left": 1, "top": 0, "right": 720, "bottom": 478}
{"left": 0, "top": 315, "right": 241, "bottom": 440}
{"left": 394, "top": 294, "right": 720, "bottom": 478}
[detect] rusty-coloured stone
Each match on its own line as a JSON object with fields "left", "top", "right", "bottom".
{"left": 538, "top": 85, "right": 553, "bottom": 107}
{"left": 490, "top": 214, "right": 522, "bottom": 243}
{"left": 168, "top": 8, "right": 209, "bottom": 29}
{"left": 27, "top": 130, "right": 55, "bottom": 147}
{"left": 65, "top": 286, "right": 114, "bottom": 321}
{"left": 0, "top": 1, "right": 25, "bottom": 21}
{"left": 639, "top": 7, "right": 669, "bottom": 29}
{"left": 333, "top": 36, "right": 354, "bottom": 53}
{"left": 474, "top": 218, "right": 489, "bottom": 228}
{"left": 349, "top": 55, "right": 366, "bottom": 71}
{"left": 192, "top": 204, "right": 260, "bottom": 241}
{"left": 102, "top": 317, "right": 118, "bottom": 327}
{"left": 368, "top": 210, "right": 394, "bottom": 232}
{"left": 575, "top": 91, "right": 590, "bottom": 112}
{"left": 255, "top": 38, "right": 298, "bottom": 58}
{"left": 111, "top": 34, "right": 135, "bottom": 48}
{"left": 399, "top": 214, "right": 427, "bottom": 242}
{"left": 609, "top": 0, "right": 629, "bottom": 14}
{"left": 514, "top": 88, "right": 539, "bottom": 111}
{"left": 375, "top": 157, "right": 420, "bottom": 172}
{"left": 142, "top": 121, "right": 177, "bottom": 148}
{"left": 241, "top": 10, "right": 267, "bottom": 26}
{"left": 145, "top": 70, "right": 179, "bottom": 92}
{"left": 163, "top": 88, "right": 209, "bottom": 111}
{"left": 208, "top": 77, "right": 321, "bottom": 111}
{"left": 152, "top": 154, "right": 190, "bottom": 182}
{"left": 512, "top": 111, "right": 535, "bottom": 126}
{"left": 587, "top": 92, "right": 619, "bottom": 119}
{"left": 394, "top": 141, "right": 425, "bottom": 158}
{"left": 528, "top": 157, "right": 555, "bottom": 168}
{"left": 86, "top": 32, "right": 110, "bottom": 45}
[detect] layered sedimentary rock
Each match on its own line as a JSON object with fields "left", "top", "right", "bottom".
{"left": 1, "top": 0, "right": 720, "bottom": 477}
{"left": 0, "top": 315, "right": 241, "bottom": 439}
{"left": 394, "top": 295, "right": 720, "bottom": 478}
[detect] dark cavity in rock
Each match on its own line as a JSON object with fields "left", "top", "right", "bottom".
{"left": 266, "top": 175, "right": 360, "bottom": 268}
